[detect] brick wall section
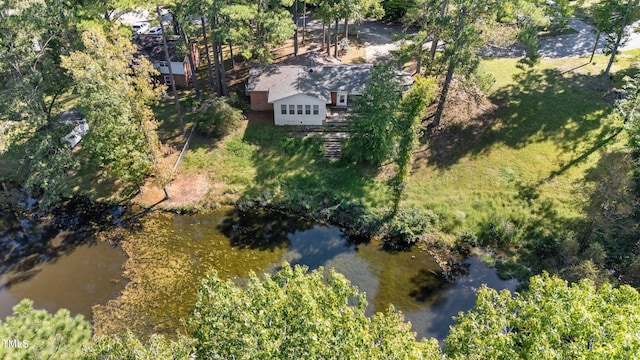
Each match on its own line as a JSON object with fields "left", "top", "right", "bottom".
{"left": 250, "top": 91, "right": 273, "bottom": 111}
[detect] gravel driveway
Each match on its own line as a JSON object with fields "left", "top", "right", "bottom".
{"left": 354, "top": 17, "right": 611, "bottom": 61}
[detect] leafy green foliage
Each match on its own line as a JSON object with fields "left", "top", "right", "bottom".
{"left": 621, "top": 74, "right": 640, "bottom": 150}
{"left": 384, "top": 207, "right": 439, "bottom": 249}
{"left": 431, "top": 0, "right": 496, "bottom": 126}
{"left": 187, "top": 262, "right": 441, "bottom": 359}
{"left": 62, "top": 24, "right": 164, "bottom": 190}
{"left": 394, "top": 76, "right": 437, "bottom": 192}
{"left": 344, "top": 63, "right": 404, "bottom": 167}
{"left": 446, "top": 273, "right": 640, "bottom": 359}
{"left": 593, "top": 0, "right": 640, "bottom": 75}
{"left": 0, "top": 299, "right": 91, "bottom": 360}
{"left": 0, "top": 0, "right": 75, "bottom": 126}
{"left": 23, "top": 132, "right": 79, "bottom": 208}
{"left": 86, "top": 332, "right": 194, "bottom": 360}
{"left": 195, "top": 98, "right": 244, "bottom": 138}
{"left": 382, "top": 0, "right": 415, "bottom": 21}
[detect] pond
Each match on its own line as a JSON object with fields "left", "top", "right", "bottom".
{"left": 1, "top": 207, "right": 518, "bottom": 343}
{"left": 0, "top": 207, "right": 127, "bottom": 321}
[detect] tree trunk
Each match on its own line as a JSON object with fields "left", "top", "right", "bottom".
{"left": 293, "top": 0, "right": 299, "bottom": 56}
{"left": 201, "top": 17, "right": 215, "bottom": 93}
{"left": 429, "top": 0, "right": 449, "bottom": 63}
{"left": 302, "top": 0, "right": 306, "bottom": 44}
{"left": 157, "top": 6, "right": 184, "bottom": 135}
{"left": 344, "top": 17, "right": 348, "bottom": 42}
{"left": 334, "top": 18, "right": 339, "bottom": 58}
{"left": 590, "top": 30, "right": 601, "bottom": 63}
{"left": 229, "top": 40, "right": 235, "bottom": 68}
{"left": 171, "top": 12, "right": 180, "bottom": 35}
{"left": 45, "top": 90, "right": 62, "bottom": 129}
{"left": 325, "top": 23, "right": 330, "bottom": 56}
{"left": 604, "top": 0, "right": 634, "bottom": 77}
{"left": 218, "top": 39, "right": 229, "bottom": 96}
{"left": 212, "top": 33, "right": 223, "bottom": 96}
{"left": 180, "top": 24, "right": 201, "bottom": 100}
{"left": 416, "top": 40, "right": 423, "bottom": 75}
{"left": 432, "top": 54, "right": 455, "bottom": 128}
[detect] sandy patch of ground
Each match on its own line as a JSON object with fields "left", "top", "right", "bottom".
{"left": 133, "top": 173, "right": 211, "bottom": 208}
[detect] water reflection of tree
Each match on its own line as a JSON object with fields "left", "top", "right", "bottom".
{"left": 218, "top": 209, "right": 316, "bottom": 251}
{"left": 408, "top": 269, "right": 454, "bottom": 304}
{"left": 0, "top": 197, "right": 119, "bottom": 285}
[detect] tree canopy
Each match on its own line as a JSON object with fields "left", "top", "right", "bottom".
{"left": 344, "top": 62, "right": 405, "bottom": 167}
{"left": 446, "top": 273, "right": 640, "bottom": 359}
{"left": 61, "top": 24, "right": 165, "bottom": 192}
{"left": 0, "top": 299, "right": 91, "bottom": 360}
{"left": 187, "top": 262, "right": 442, "bottom": 359}
{"left": 4, "top": 270, "right": 640, "bottom": 359}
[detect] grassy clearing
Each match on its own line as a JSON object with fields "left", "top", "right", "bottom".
{"left": 174, "top": 51, "right": 640, "bottom": 264}
{"left": 181, "top": 120, "right": 393, "bottom": 211}
{"left": 406, "top": 54, "right": 636, "bottom": 242}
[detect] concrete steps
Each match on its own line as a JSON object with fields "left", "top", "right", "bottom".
{"left": 322, "top": 133, "right": 348, "bottom": 160}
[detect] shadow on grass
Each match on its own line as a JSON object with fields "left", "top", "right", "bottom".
{"left": 238, "top": 117, "right": 385, "bottom": 215}
{"left": 425, "top": 67, "right": 619, "bottom": 171}
{"left": 575, "top": 150, "right": 640, "bottom": 269}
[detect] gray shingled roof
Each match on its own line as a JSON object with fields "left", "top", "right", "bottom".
{"left": 248, "top": 64, "right": 374, "bottom": 103}
{"left": 132, "top": 34, "right": 184, "bottom": 63}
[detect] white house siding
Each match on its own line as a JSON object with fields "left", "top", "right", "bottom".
{"left": 272, "top": 93, "right": 327, "bottom": 126}
{"left": 156, "top": 61, "right": 186, "bottom": 75}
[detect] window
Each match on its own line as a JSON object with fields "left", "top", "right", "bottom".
{"left": 163, "top": 75, "right": 172, "bottom": 85}
{"left": 289, "top": 105, "right": 295, "bottom": 115}
{"left": 297, "top": 105, "right": 303, "bottom": 115}
{"left": 305, "top": 105, "right": 311, "bottom": 115}
{"left": 313, "top": 105, "right": 319, "bottom": 115}
{"left": 337, "top": 91, "right": 347, "bottom": 106}
{"left": 281, "top": 104, "right": 287, "bottom": 115}
{"left": 159, "top": 61, "right": 168, "bottom": 67}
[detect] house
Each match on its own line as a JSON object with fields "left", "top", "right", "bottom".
{"left": 246, "top": 62, "right": 412, "bottom": 126}
{"left": 59, "top": 109, "right": 89, "bottom": 148}
{"left": 132, "top": 34, "right": 199, "bottom": 88}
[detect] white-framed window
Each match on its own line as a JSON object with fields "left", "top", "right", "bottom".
{"left": 281, "top": 104, "right": 287, "bottom": 115}
{"left": 297, "top": 105, "right": 303, "bottom": 114}
{"left": 338, "top": 92, "right": 347, "bottom": 106}
{"left": 289, "top": 105, "right": 295, "bottom": 115}
{"left": 313, "top": 105, "right": 319, "bottom": 115}
{"left": 163, "top": 75, "right": 172, "bottom": 85}
{"left": 305, "top": 105, "right": 311, "bottom": 115}
{"left": 159, "top": 60, "right": 168, "bottom": 67}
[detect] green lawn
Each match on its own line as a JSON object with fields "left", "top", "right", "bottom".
{"left": 181, "top": 122, "right": 393, "bottom": 211}
{"left": 404, "top": 54, "right": 635, "bottom": 247}
{"left": 176, "top": 53, "right": 639, "bottom": 251}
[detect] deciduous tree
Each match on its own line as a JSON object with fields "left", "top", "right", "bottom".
{"left": 593, "top": 0, "right": 640, "bottom": 76}
{"left": 431, "top": 0, "right": 494, "bottom": 127}
{"left": 62, "top": 25, "right": 166, "bottom": 193}
{"left": 188, "top": 262, "right": 442, "bottom": 359}
{"left": 446, "top": 273, "right": 640, "bottom": 359}
{"left": 0, "top": 0, "right": 75, "bottom": 127}
{"left": 344, "top": 63, "right": 404, "bottom": 167}
{"left": 0, "top": 299, "right": 91, "bottom": 360}
{"left": 393, "top": 76, "right": 437, "bottom": 205}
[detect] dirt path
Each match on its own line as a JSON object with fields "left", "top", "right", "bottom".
{"left": 133, "top": 173, "right": 211, "bottom": 208}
